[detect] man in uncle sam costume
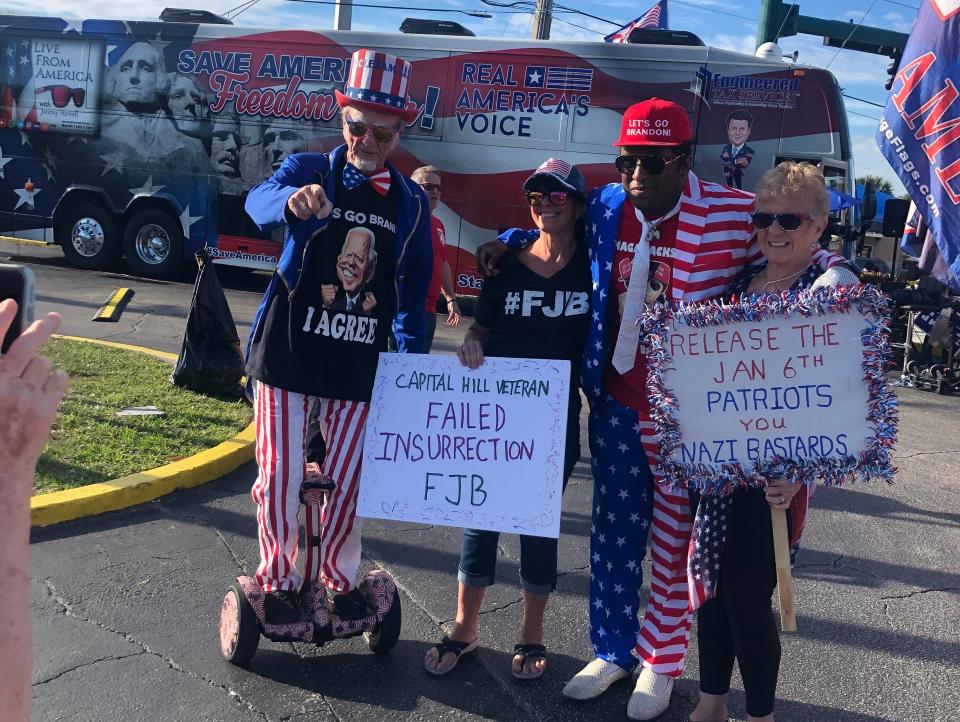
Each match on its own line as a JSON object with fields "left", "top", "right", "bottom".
{"left": 244, "top": 49, "right": 432, "bottom": 624}
{"left": 494, "top": 97, "right": 844, "bottom": 719}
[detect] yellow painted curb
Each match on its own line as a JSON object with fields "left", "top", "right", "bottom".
{"left": 31, "top": 336, "right": 255, "bottom": 527}
{"left": 0, "top": 234, "right": 49, "bottom": 248}
{"left": 93, "top": 287, "right": 134, "bottom": 322}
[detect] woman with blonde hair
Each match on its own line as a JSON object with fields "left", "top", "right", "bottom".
{"left": 687, "top": 161, "right": 858, "bottom": 722}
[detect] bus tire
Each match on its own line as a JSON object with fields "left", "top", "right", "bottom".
{"left": 55, "top": 202, "right": 120, "bottom": 271}
{"left": 123, "top": 209, "right": 184, "bottom": 280}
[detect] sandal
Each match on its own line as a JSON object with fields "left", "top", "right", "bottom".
{"left": 512, "top": 643, "right": 547, "bottom": 680}
{"left": 424, "top": 636, "right": 479, "bottom": 676}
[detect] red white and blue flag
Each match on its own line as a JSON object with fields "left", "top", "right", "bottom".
{"left": 604, "top": 0, "right": 669, "bottom": 43}
{"left": 877, "top": 0, "right": 960, "bottom": 288}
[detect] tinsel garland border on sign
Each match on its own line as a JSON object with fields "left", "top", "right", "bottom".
{"left": 640, "top": 284, "right": 898, "bottom": 495}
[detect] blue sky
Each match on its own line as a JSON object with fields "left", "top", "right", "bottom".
{"left": 1, "top": 0, "right": 916, "bottom": 191}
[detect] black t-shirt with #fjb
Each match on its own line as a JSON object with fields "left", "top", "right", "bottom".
{"left": 246, "top": 159, "right": 397, "bottom": 401}
{"left": 475, "top": 242, "right": 591, "bottom": 478}
{"left": 475, "top": 242, "right": 591, "bottom": 395}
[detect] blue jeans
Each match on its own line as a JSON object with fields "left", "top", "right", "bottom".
{"left": 458, "top": 401, "right": 580, "bottom": 595}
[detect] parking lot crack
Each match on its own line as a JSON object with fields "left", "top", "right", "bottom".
{"left": 880, "top": 587, "right": 959, "bottom": 601}
{"left": 41, "top": 579, "right": 271, "bottom": 720}
{"left": 894, "top": 449, "right": 960, "bottom": 459}
{"left": 215, "top": 529, "right": 251, "bottom": 576}
{"left": 478, "top": 596, "right": 523, "bottom": 617}
{"left": 33, "top": 651, "right": 146, "bottom": 686}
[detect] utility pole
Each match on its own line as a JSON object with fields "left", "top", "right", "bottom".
{"left": 531, "top": 0, "right": 553, "bottom": 39}
{"left": 334, "top": 0, "right": 353, "bottom": 30}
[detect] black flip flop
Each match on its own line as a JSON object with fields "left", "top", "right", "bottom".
{"left": 424, "top": 636, "right": 479, "bottom": 676}
{"left": 512, "top": 643, "right": 547, "bottom": 680}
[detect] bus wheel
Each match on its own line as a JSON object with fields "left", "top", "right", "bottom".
{"left": 56, "top": 202, "right": 120, "bottom": 270}
{"left": 123, "top": 209, "right": 184, "bottom": 280}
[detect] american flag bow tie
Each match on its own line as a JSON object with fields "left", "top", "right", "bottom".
{"left": 343, "top": 163, "right": 391, "bottom": 196}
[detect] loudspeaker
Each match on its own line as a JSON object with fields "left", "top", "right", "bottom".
{"left": 883, "top": 198, "right": 911, "bottom": 238}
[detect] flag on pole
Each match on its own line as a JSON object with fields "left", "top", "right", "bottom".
{"left": 604, "top": 0, "right": 669, "bottom": 43}
{"left": 876, "top": 0, "right": 960, "bottom": 288}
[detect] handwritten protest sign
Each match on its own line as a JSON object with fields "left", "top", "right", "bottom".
{"left": 642, "top": 285, "right": 898, "bottom": 492}
{"left": 358, "top": 354, "right": 571, "bottom": 538}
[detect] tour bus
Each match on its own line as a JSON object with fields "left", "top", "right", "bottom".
{"left": 0, "top": 15, "right": 855, "bottom": 292}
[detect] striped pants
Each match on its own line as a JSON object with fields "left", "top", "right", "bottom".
{"left": 587, "top": 394, "right": 693, "bottom": 677}
{"left": 252, "top": 381, "right": 369, "bottom": 594}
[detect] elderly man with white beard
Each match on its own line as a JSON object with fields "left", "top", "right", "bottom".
{"left": 243, "top": 49, "right": 432, "bottom": 624}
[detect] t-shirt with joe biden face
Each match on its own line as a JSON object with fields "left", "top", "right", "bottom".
{"left": 246, "top": 156, "right": 397, "bottom": 401}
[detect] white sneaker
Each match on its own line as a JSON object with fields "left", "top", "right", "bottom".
{"left": 561, "top": 658, "right": 630, "bottom": 700}
{"left": 627, "top": 667, "right": 675, "bottom": 720}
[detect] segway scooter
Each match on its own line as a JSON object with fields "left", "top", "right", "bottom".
{"left": 219, "top": 470, "right": 402, "bottom": 667}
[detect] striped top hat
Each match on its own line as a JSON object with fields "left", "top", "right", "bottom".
{"left": 335, "top": 49, "right": 419, "bottom": 124}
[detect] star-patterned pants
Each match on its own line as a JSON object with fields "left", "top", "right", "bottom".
{"left": 587, "top": 394, "right": 655, "bottom": 670}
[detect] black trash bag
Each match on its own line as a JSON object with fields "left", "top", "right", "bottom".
{"left": 170, "top": 249, "right": 245, "bottom": 398}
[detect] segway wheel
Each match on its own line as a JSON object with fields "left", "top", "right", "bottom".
{"left": 906, "top": 360, "right": 920, "bottom": 375}
{"left": 365, "top": 592, "right": 401, "bottom": 655}
{"left": 930, "top": 365, "right": 947, "bottom": 379}
{"left": 220, "top": 583, "right": 260, "bottom": 666}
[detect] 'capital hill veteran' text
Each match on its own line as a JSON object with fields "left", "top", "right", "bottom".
{"left": 373, "top": 371, "right": 553, "bottom": 464}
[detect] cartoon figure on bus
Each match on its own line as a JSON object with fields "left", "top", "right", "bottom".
{"left": 719, "top": 109, "right": 754, "bottom": 189}
{"left": 322, "top": 227, "right": 379, "bottom": 315}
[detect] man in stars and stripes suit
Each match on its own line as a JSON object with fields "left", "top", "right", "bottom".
{"left": 244, "top": 49, "right": 432, "bottom": 626}
{"left": 484, "top": 98, "right": 843, "bottom": 720}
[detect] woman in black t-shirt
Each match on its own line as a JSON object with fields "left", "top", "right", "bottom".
{"left": 424, "top": 159, "right": 591, "bottom": 681}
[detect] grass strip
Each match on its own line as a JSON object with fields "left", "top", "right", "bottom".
{"left": 35, "top": 338, "right": 251, "bottom": 494}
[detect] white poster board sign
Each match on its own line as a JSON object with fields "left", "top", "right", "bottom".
{"left": 666, "top": 312, "right": 871, "bottom": 469}
{"left": 643, "top": 286, "right": 897, "bottom": 490}
{"left": 359, "top": 354, "right": 570, "bottom": 538}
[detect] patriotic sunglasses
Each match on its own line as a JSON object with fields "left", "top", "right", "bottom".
{"left": 344, "top": 119, "right": 398, "bottom": 144}
{"left": 418, "top": 183, "right": 441, "bottom": 192}
{"left": 36, "top": 85, "right": 85, "bottom": 108}
{"left": 614, "top": 153, "right": 687, "bottom": 177}
{"left": 750, "top": 211, "right": 816, "bottom": 232}
{"left": 526, "top": 190, "right": 571, "bottom": 207}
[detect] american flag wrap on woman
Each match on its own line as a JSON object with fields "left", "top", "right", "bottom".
{"left": 579, "top": 172, "right": 843, "bottom": 677}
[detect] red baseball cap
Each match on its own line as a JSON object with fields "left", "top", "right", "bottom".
{"left": 613, "top": 98, "right": 692, "bottom": 147}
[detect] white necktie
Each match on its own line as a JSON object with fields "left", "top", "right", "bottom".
{"left": 610, "top": 202, "right": 681, "bottom": 374}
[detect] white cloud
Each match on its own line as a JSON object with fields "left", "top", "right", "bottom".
{"left": 706, "top": 32, "right": 757, "bottom": 55}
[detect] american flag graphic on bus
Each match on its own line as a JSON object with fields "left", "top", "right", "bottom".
{"left": 524, "top": 65, "right": 594, "bottom": 91}
{"left": 0, "top": 38, "right": 34, "bottom": 126}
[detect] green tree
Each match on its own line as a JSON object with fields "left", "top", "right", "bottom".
{"left": 856, "top": 175, "right": 894, "bottom": 195}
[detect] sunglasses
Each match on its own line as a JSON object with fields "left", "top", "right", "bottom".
{"left": 750, "top": 212, "right": 816, "bottom": 231}
{"left": 36, "top": 85, "right": 85, "bottom": 108}
{"left": 526, "top": 190, "right": 571, "bottom": 207}
{"left": 614, "top": 153, "right": 686, "bottom": 176}
{"left": 344, "top": 119, "right": 398, "bottom": 143}
{"left": 419, "top": 183, "right": 441, "bottom": 192}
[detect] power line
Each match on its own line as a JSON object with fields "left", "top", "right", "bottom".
{"left": 847, "top": 108, "right": 881, "bottom": 121}
{"left": 280, "top": 0, "right": 498, "bottom": 16}
{"left": 843, "top": 92, "right": 886, "bottom": 108}
{"left": 774, "top": 0, "right": 798, "bottom": 41}
{"left": 825, "top": 0, "right": 881, "bottom": 70}
{"left": 552, "top": 14, "right": 607, "bottom": 34}
{"left": 223, "top": 0, "right": 262, "bottom": 18}
{"left": 671, "top": 0, "right": 756, "bottom": 23}
{"left": 882, "top": 0, "right": 918, "bottom": 8}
